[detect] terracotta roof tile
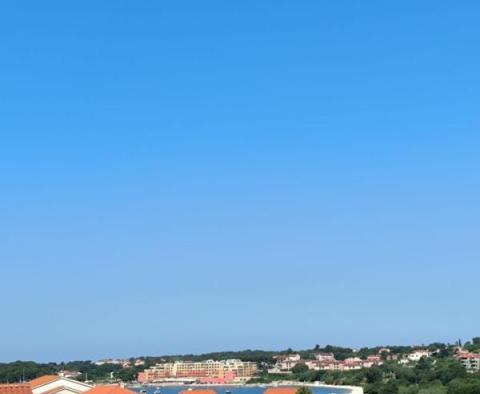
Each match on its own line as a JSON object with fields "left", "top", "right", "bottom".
{"left": 85, "top": 386, "right": 136, "bottom": 394}
{"left": 28, "top": 377, "right": 59, "bottom": 388}
{"left": 264, "top": 388, "right": 298, "bottom": 394}
{"left": 0, "top": 384, "right": 33, "bottom": 394}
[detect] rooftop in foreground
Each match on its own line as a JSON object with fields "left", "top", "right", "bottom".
{"left": 179, "top": 390, "right": 217, "bottom": 394}
{"left": 263, "top": 388, "right": 298, "bottom": 394}
{"left": 84, "top": 386, "right": 136, "bottom": 394}
{"left": 28, "top": 377, "right": 59, "bottom": 389}
{"left": 0, "top": 384, "right": 33, "bottom": 394}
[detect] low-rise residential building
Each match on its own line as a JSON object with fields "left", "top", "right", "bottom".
{"left": 343, "top": 357, "right": 363, "bottom": 370}
{"left": 365, "top": 355, "right": 382, "bottom": 366}
{"left": 94, "top": 360, "right": 130, "bottom": 369}
{"left": 304, "top": 360, "right": 322, "bottom": 371}
{"left": 314, "top": 353, "right": 335, "bottom": 362}
{"left": 407, "top": 350, "right": 431, "bottom": 362}
{"left": 272, "top": 354, "right": 301, "bottom": 371}
{"left": 57, "top": 372, "right": 81, "bottom": 379}
{"left": 456, "top": 352, "right": 480, "bottom": 372}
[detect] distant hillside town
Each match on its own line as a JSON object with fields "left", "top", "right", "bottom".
{"left": 1, "top": 338, "right": 480, "bottom": 394}
{"left": 137, "top": 343, "right": 480, "bottom": 384}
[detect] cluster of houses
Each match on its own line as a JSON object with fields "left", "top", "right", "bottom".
{"left": 94, "top": 359, "right": 145, "bottom": 369}
{"left": 0, "top": 375, "right": 135, "bottom": 394}
{"left": 269, "top": 348, "right": 440, "bottom": 373}
{"left": 269, "top": 352, "right": 383, "bottom": 373}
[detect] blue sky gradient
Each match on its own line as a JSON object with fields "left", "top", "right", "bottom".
{"left": 1, "top": 1, "right": 479, "bottom": 362}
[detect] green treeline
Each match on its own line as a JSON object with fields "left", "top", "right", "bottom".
{"left": 0, "top": 338, "right": 479, "bottom": 394}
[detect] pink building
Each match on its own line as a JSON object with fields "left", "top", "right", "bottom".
{"left": 198, "top": 371, "right": 236, "bottom": 384}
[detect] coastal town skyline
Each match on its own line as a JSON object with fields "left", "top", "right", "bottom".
{"left": 1, "top": 339, "right": 479, "bottom": 386}
{"left": 0, "top": 339, "right": 476, "bottom": 364}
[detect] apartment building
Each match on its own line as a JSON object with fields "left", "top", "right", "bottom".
{"left": 457, "top": 353, "right": 480, "bottom": 372}
{"left": 143, "top": 359, "right": 257, "bottom": 382}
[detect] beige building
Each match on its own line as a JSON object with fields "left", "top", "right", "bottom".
{"left": 143, "top": 359, "right": 257, "bottom": 382}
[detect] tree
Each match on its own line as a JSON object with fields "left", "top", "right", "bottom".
{"left": 292, "top": 363, "right": 309, "bottom": 374}
{"left": 379, "top": 381, "right": 399, "bottom": 394}
{"left": 366, "top": 367, "right": 383, "bottom": 384}
{"left": 448, "top": 379, "right": 480, "bottom": 394}
{"left": 296, "top": 387, "right": 312, "bottom": 394}
{"left": 418, "top": 385, "right": 446, "bottom": 394}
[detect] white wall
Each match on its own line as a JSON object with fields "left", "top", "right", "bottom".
{"left": 32, "top": 378, "right": 92, "bottom": 394}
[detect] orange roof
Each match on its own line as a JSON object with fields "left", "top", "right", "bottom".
{"left": 179, "top": 390, "right": 216, "bottom": 394}
{"left": 28, "top": 376, "right": 59, "bottom": 388}
{"left": 264, "top": 388, "right": 298, "bottom": 394}
{"left": 0, "top": 384, "right": 33, "bottom": 394}
{"left": 85, "top": 386, "right": 136, "bottom": 394}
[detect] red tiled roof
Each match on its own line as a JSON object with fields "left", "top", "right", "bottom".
{"left": 264, "top": 388, "right": 298, "bottom": 394}
{"left": 0, "top": 384, "right": 33, "bottom": 394}
{"left": 85, "top": 386, "right": 136, "bottom": 394}
{"left": 29, "top": 377, "right": 59, "bottom": 388}
{"left": 458, "top": 353, "right": 480, "bottom": 359}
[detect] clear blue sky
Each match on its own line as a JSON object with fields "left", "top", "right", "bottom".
{"left": 1, "top": 1, "right": 479, "bottom": 362}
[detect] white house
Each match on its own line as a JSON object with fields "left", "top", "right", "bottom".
{"left": 273, "top": 354, "right": 301, "bottom": 371}
{"left": 30, "top": 376, "right": 93, "bottom": 394}
{"left": 407, "top": 350, "right": 430, "bottom": 362}
{"left": 314, "top": 353, "right": 335, "bottom": 362}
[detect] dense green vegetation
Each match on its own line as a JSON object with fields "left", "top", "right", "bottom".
{"left": 251, "top": 339, "right": 480, "bottom": 394}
